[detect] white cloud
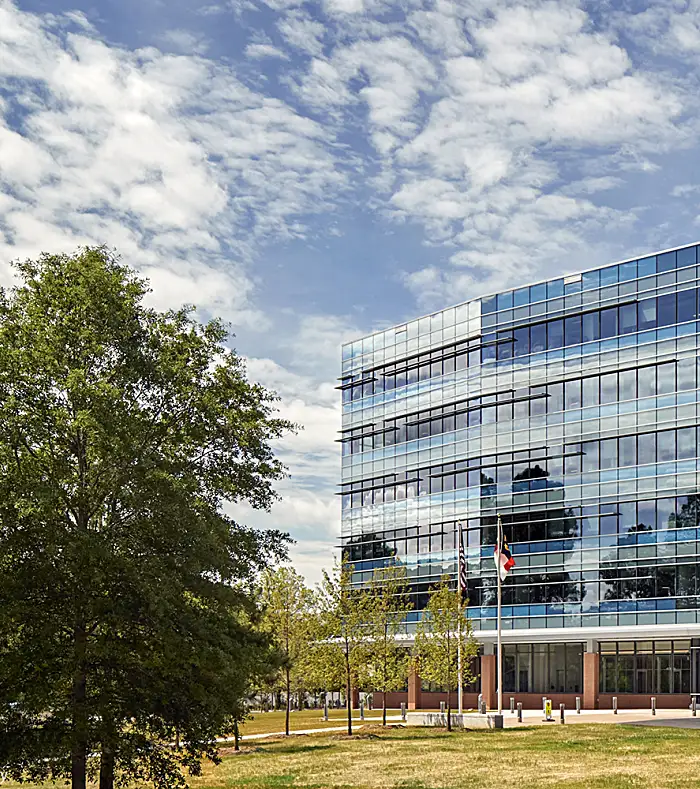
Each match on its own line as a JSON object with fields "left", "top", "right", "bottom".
{"left": 157, "top": 29, "right": 211, "bottom": 55}
{"left": 245, "top": 42, "right": 289, "bottom": 60}
{"left": 0, "top": 0, "right": 346, "bottom": 325}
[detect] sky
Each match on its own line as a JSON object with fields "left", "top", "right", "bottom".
{"left": 2, "top": 0, "right": 700, "bottom": 584}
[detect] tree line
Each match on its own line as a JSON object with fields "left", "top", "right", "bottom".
{"left": 259, "top": 564, "right": 479, "bottom": 735}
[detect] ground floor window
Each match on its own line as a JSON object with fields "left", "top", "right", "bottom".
{"left": 599, "top": 640, "right": 691, "bottom": 694}
{"left": 503, "top": 643, "right": 583, "bottom": 693}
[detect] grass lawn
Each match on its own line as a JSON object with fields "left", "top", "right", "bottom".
{"left": 193, "top": 724, "right": 700, "bottom": 789}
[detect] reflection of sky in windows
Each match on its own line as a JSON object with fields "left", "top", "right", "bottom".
{"left": 341, "top": 242, "right": 700, "bottom": 633}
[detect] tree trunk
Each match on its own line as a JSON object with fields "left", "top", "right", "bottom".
{"left": 285, "top": 668, "right": 291, "bottom": 736}
{"left": 382, "top": 692, "right": 387, "bottom": 726}
{"left": 446, "top": 692, "right": 452, "bottom": 732}
{"left": 233, "top": 720, "right": 240, "bottom": 752}
{"left": 99, "top": 743, "right": 115, "bottom": 789}
{"left": 71, "top": 625, "right": 88, "bottom": 789}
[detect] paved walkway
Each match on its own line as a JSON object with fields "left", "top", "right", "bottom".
{"left": 218, "top": 708, "right": 700, "bottom": 743}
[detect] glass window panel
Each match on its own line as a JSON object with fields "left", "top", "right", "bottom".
{"left": 638, "top": 433, "right": 656, "bottom": 464}
{"left": 600, "top": 373, "right": 618, "bottom": 404}
{"left": 548, "top": 279, "right": 564, "bottom": 298}
{"left": 514, "top": 326, "right": 529, "bottom": 357}
{"left": 619, "top": 303, "right": 637, "bottom": 334}
{"left": 530, "top": 283, "right": 547, "bottom": 303}
{"left": 498, "top": 291, "right": 514, "bottom": 310}
{"left": 657, "top": 429, "right": 676, "bottom": 462}
{"left": 514, "top": 287, "right": 529, "bottom": 307}
{"left": 619, "top": 261, "right": 637, "bottom": 281}
{"left": 582, "top": 270, "right": 600, "bottom": 290}
{"left": 600, "top": 265, "right": 619, "bottom": 286}
{"left": 565, "top": 379, "right": 582, "bottom": 409}
{"left": 582, "top": 311, "right": 600, "bottom": 342}
{"left": 548, "top": 383, "right": 564, "bottom": 412}
{"left": 677, "top": 427, "right": 696, "bottom": 459}
{"left": 600, "top": 438, "right": 617, "bottom": 470}
{"left": 582, "top": 441, "right": 599, "bottom": 472}
{"left": 530, "top": 323, "right": 546, "bottom": 353}
{"left": 657, "top": 293, "right": 676, "bottom": 327}
{"left": 547, "top": 319, "right": 564, "bottom": 350}
{"left": 565, "top": 315, "right": 582, "bottom": 346}
{"left": 677, "top": 288, "right": 697, "bottom": 322}
{"left": 482, "top": 296, "right": 498, "bottom": 314}
{"left": 638, "top": 366, "right": 656, "bottom": 398}
{"left": 657, "top": 250, "right": 677, "bottom": 272}
{"left": 583, "top": 376, "right": 600, "bottom": 406}
{"left": 617, "top": 369, "right": 635, "bottom": 401}
{"left": 497, "top": 332, "right": 513, "bottom": 360}
{"left": 600, "top": 307, "right": 619, "bottom": 339}
{"left": 637, "top": 500, "right": 655, "bottom": 530}
{"left": 619, "top": 436, "right": 636, "bottom": 466}
{"left": 656, "top": 653, "right": 672, "bottom": 693}
{"left": 677, "top": 246, "right": 697, "bottom": 268}
{"left": 638, "top": 298, "right": 657, "bottom": 330}
{"left": 638, "top": 256, "right": 657, "bottom": 277}
{"left": 677, "top": 358, "right": 696, "bottom": 391}
{"left": 656, "top": 362, "right": 675, "bottom": 395}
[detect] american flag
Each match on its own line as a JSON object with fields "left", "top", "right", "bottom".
{"left": 458, "top": 521, "right": 468, "bottom": 601}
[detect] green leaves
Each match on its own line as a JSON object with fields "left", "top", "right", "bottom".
{"left": 0, "top": 247, "right": 294, "bottom": 789}
{"left": 413, "top": 577, "right": 478, "bottom": 702}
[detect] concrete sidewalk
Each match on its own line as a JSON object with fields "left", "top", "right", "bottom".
{"left": 218, "top": 708, "right": 700, "bottom": 743}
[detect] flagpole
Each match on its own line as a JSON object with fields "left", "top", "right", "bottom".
{"left": 497, "top": 514, "right": 503, "bottom": 716}
{"left": 457, "top": 521, "right": 463, "bottom": 716}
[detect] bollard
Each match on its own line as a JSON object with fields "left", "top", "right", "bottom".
{"left": 693, "top": 698, "right": 697, "bottom": 718}
{"left": 651, "top": 697, "right": 656, "bottom": 716}
{"left": 480, "top": 700, "right": 487, "bottom": 715}
{"left": 401, "top": 702, "right": 406, "bottom": 721}
{"left": 560, "top": 704, "right": 565, "bottom": 724}
{"left": 323, "top": 698, "right": 329, "bottom": 721}
{"left": 510, "top": 697, "right": 515, "bottom": 714}
{"left": 517, "top": 702, "right": 523, "bottom": 723}
{"left": 360, "top": 700, "right": 365, "bottom": 721}
{"left": 576, "top": 696, "right": 581, "bottom": 714}
{"left": 440, "top": 700, "right": 446, "bottom": 714}
{"left": 613, "top": 697, "right": 618, "bottom": 715}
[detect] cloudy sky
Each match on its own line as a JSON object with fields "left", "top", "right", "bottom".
{"left": 2, "top": 0, "right": 700, "bottom": 582}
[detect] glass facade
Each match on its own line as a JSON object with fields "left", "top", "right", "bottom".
{"left": 340, "top": 242, "right": 700, "bottom": 691}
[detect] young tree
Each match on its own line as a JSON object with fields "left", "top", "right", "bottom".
{"left": 362, "top": 565, "right": 413, "bottom": 725}
{"left": 0, "top": 248, "right": 294, "bottom": 789}
{"left": 259, "top": 566, "right": 315, "bottom": 735}
{"left": 413, "top": 577, "right": 478, "bottom": 732}
{"left": 314, "top": 562, "right": 370, "bottom": 735}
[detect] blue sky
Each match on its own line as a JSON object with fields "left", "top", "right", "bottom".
{"left": 2, "top": 0, "right": 700, "bottom": 582}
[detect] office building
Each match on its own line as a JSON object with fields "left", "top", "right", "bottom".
{"left": 340, "top": 241, "right": 700, "bottom": 709}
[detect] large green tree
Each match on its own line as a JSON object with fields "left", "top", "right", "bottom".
{"left": 313, "top": 562, "right": 369, "bottom": 735}
{"left": 259, "top": 566, "right": 315, "bottom": 735}
{"left": 0, "top": 248, "right": 293, "bottom": 789}
{"left": 362, "top": 565, "right": 413, "bottom": 726}
{"left": 413, "top": 577, "right": 478, "bottom": 731}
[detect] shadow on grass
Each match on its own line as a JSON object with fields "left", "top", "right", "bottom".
{"left": 229, "top": 774, "right": 328, "bottom": 789}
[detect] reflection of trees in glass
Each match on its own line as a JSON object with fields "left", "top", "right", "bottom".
{"left": 343, "top": 532, "right": 397, "bottom": 565}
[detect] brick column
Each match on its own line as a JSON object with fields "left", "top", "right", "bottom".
{"left": 481, "top": 654, "right": 496, "bottom": 710}
{"left": 408, "top": 664, "right": 422, "bottom": 710}
{"left": 351, "top": 686, "right": 360, "bottom": 709}
{"left": 583, "top": 651, "right": 599, "bottom": 710}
